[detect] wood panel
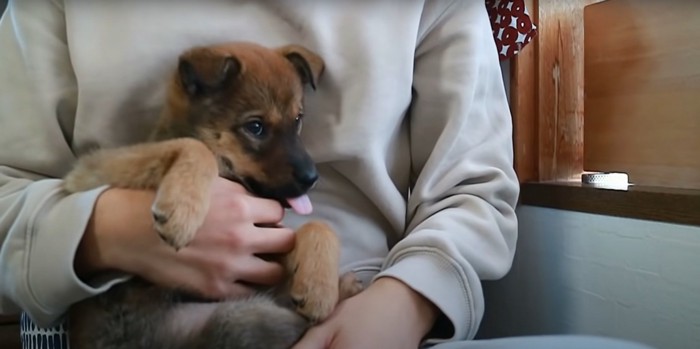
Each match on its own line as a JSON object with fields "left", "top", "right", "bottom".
{"left": 510, "top": 0, "right": 603, "bottom": 182}
{"left": 536, "top": 0, "right": 586, "bottom": 181}
{"left": 510, "top": 0, "right": 539, "bottom": 182}
{"left": 584, "top": 0, "right": 700, "bottom": 189}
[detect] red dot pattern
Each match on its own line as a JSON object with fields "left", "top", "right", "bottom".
{"left": 486, "top": 0, "right": 538, "bottom": 61}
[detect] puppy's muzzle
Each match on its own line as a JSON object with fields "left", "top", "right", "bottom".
{"left": 293, "top": 167, "right": 319, "bottom": 190}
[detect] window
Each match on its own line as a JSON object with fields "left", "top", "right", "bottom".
{"left": 510, "top": 0, "right": 700, "bottom": 226}
{"left": 583, "top": 0, "right": 700, "bottom": 190}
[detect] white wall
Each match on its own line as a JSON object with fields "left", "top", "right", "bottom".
{"left": 478, "top": 205, "right": 700, "bottom": 349}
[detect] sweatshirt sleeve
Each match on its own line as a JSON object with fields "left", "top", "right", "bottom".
{"left": 0, "top": 0, "right": 125, "bottom": 327}
{"left": 374, "top": 0, "right": 520, "bottom": 343}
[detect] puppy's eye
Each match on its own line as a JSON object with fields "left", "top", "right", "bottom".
{"left": 243, "top": 120, "right": 265, "bottom": 138}
{"left": 295, "top": 113, "right": 304, "bottom": 134}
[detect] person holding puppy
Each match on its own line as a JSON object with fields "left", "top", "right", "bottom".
{"left": 0, "top": 1, "right": 652, "bottom": 349}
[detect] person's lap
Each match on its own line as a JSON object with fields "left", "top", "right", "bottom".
{"left": 428, "top": 335, "right": 655, "bottom": 349}
{"left": 21, "top": 314, "right": 655, "bottom": 349}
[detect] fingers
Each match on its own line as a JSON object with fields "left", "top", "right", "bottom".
{"left": 235, "top": 256, "right": 286, "bottom": 286}
{"left": 216, "top": 177, "right": 286, "bottom": 224}
{"left": 233, "top": 226, "right": 294, "bottom": 286}
{"left": 144, "top": 256, "right": 257, "bottom": 300}
{"left": 245, "top": 196, "right": 286, "bottom": 224}
{"left": 246, "top": 226, "right": 295, "bottom": 254}
{"left": 221, "top": 179, "right": 248, "bottom": 193}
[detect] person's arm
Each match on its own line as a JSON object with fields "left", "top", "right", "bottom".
{"left": 0, "top": 0, "right": 130, "bottom": 327}
{"left": 374, "top": 0, "right": 519, "bottom": 342}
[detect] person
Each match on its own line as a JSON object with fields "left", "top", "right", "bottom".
{"left": 0, "top": 1, "right": 653, "bottom": 348}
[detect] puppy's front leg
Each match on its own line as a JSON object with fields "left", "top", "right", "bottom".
{"left": 148, "top": 138, "right": 218, "bottom": 249}
{"left": 64, "top": 138, "right": 218, "bottom": 249}
{"left": 286, "top": 221, "right": 341, "bottom": 323}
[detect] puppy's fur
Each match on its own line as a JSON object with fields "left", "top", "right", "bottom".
{"left": 63, "top": 42, "right": 363, "bottom": 349}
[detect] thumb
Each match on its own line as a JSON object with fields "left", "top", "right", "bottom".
{"left": 292, "top": 325, "right": 330, "bottom": 349}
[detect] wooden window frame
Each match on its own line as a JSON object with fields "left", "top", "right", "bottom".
{"left": 510, "top": 0, "right": 700, "bottom": 226}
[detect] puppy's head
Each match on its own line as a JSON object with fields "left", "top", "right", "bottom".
{"left": 164, "top": 42, "right": 324, "bottom": 212}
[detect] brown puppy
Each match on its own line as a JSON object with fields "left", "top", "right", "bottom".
{"left": 63, "top": 42, "right": 363, "bottom": 349}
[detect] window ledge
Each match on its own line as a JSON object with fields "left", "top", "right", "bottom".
{"left": 520, "top": 181, "right": 700, "bottom": 226}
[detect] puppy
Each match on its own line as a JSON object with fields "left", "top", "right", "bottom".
{"left": 63, "top": 42, "right": 363, "bottom": 349}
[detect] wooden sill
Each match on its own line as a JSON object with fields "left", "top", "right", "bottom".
{"left": 520, "top": 181, "right": 700, "bottom": 226}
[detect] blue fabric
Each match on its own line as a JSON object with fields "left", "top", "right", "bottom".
{"left": 20, "top": 313, "right": 69, "bottom": 349}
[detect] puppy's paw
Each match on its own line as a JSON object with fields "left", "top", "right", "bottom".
{"left": 151, "top": 187, "right": 209, "bottom": 250}
{"left": 288, "top": 221, "right": 341, "bottom": 323}
{"left": 289, "top": 269, "right": 338, "bottom": 324}
{"left": 338, "top": 272, "right": 364, "bottom": 301}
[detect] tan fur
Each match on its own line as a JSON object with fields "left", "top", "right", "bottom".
{"left": 66, "top": 138, "right": 218, "bottom": 248}
{"left": 285, "top": 221, "right": 340, "bottom": 321}
{"left": 64, "top": 42, "right": 361, "bottom": 349}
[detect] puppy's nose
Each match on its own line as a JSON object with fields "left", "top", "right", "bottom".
{"left": 294, "top": 168, "right": 319, "bottom": 188}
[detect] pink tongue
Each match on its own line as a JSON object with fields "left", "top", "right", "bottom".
{"left": 287, "top": 195, "right": 313, "bottom": 215}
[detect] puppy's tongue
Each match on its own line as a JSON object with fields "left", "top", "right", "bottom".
{"left": 287, "top": 195, "right": 313, "bottom": 215}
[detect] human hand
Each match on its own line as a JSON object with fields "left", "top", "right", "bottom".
{"left": 76, "top": 177, "right": 295, "bottom": 300}
{"left": 291, "top": 277, "right": 439, "bottom": 349}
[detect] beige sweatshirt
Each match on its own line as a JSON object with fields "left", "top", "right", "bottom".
{"left": 0, "top": 0, "right": 519, "bottom": 343}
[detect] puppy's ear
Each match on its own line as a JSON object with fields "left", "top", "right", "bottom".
{"left": 276, "top": 45, "right": 325, "bottom": 90}
{"left": 178, "top": 48, "right": 241, "bottom": 97}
